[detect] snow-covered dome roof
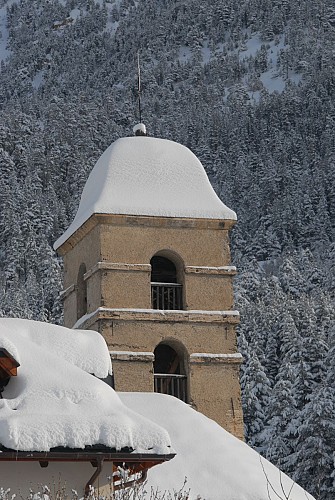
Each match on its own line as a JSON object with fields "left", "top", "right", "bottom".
{"left": 54, "top": 135, "right": 236, "bottom": 249}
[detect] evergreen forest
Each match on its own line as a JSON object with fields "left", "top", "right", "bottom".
{"left": 0, "top": 0, "right": 334, "bottom": 498}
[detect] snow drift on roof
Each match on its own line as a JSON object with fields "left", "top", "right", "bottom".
{"left": 0, "top": 318, "right": 112, "bottom": 378}
{"left": 0, "top": 319, "right": 171, "bottom": 453}
{"left": 54, "top": 136, "right": 236, "bottom": 249}
{"left": 120, "top": 393, "right": 315, "bottom": 500}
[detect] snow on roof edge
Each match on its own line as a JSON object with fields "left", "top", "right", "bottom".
{"left": 0, "top": 318, "right": 172, "bottom": 454}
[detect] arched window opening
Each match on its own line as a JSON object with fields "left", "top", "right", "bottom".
{"left": 77, "top": 263, "right": 87, "bottom": 320}
{"left": 153, "top": 343, "right": 187, "bottom": 402}
{"left": 151, "top": 255, "right": 183, "bottom": 310}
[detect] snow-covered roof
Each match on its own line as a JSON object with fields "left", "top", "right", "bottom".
{"left": 0, "top": 318, "right": 172, "bottom": 454}
{"left": 121, "top": 393, "right": 315, "bottom": 500}
{"left": 54, "top": 135, "right": 236, "bottom": 249}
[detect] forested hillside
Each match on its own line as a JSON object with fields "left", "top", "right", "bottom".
{"left": 0, "top": 0, "right": 334, "bottom": 498}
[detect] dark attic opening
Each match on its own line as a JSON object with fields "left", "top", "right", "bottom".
{"left": 0, "top": 348, "right": 20, "bottom": 398}
{"left": 153, "top": 343, "right": 187, "bottom": 403}
{"left": 150, "top": 256, "right": 183, "bottom": 310}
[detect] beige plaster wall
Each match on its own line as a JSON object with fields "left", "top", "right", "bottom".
{"left": 98, "top": 314, "right": 243, "bottom": 438}
{"left": 63, "top": 269, "right": 236, "bottom": 326}
{"left": 99, "top": 222, "right": 231, "bottom": 267}
{"left": 87, "top": 271, "right": 102, "bottom": 313}
{"left": 92, "top": 270, "right": 235, "bottom": 311}
{"left": 112, "top": 359, "right": 153, "bottom": 392}
{"left": 63, "top": 292, "right": 77, "bottom": 328}
{"left": 100, "top": 319, "right": 238, "bottom": 355}
{"left": 61, "top": 215, "right": 236, "bottom": 326}
{"left": 63, "top": 225, "right": 101, "bottom": 288}
{"left": 101, "top": 270, "right": 151, "bottom": 309}
{"left": 189, "top": 361, "right": 244, "bottom": 439}
{"left": 184, "top": 274, "right": 234, "bottom": 310}
{"left": 59, "top": 214, "right": 244, "bottom": 438}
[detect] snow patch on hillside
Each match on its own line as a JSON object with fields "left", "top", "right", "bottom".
{"left": 70, "top": 8, "right": 81, "bottom": 21}
{"left": 260, "top": 70, "right": 286, "bottom": 93}
{"left": 178, "top": 46, "right": 192, "bottom": 63}
{"left": 32, "top": 69, "right": 45, "bottom": 89}
{"left": 0, "top": 4, "right": 10, "bottom": 63}
{"left": 201, "top": 40, "right": 211, "bottom": 65}
{"left": 239, "top": 33, "right": 302, "bottom": 94}
{"left": 103, "top": 0, "right": 121, "bottom": 36}
{"left": 239, "top": 33, "right": 263, "bottom": 59}
{"left": 178, "top": 42, "right": 212, "bottom": 66}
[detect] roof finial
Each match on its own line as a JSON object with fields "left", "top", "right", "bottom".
{"left": 133, "top": 123, "right": 147, "bottom": 136}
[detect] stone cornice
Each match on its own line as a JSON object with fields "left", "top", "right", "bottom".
{"left": 190, "top": 353, "right": 243, "bottom": 365}
{"left": 59, "top": 283, "right": 76, "bottom": 300}
{"left": 84, "top": 262, "right": 151, "bottom": 281}
{"left": 110, "top": 351, "right": 154, "bottom": 362}
{"left": 184, "top": 265, "right": 237, "bottom": 276}
{"left": 61, "top": 262, "right": 236, "bottom": 298}
{"left": 109, "top": 350, "right": 242, "bottom": 364}
{"left": 56, "top": 213, "right": 236, "bottom": 255}
{"left": 56, "top": 215, "right": 98, "bottom": 256}
{"left": 74, "top": 307, "right": 240, "bottom": 329}
{"left": 60, "top": 263, "right": 237, "bottom": 298}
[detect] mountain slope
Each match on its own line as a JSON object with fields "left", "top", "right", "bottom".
{"left": 0, "top": 1, "right": 334, "bottom": 498}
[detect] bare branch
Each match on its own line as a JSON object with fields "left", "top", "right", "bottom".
{"left": 259, "top": 455, "right": 285, "bottom": 500}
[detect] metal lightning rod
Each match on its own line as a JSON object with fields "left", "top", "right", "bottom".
{"left": 137, "top": 51, "right": 142, "bottom": 123}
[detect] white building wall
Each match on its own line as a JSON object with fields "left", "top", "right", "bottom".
{"left": 0, "top": 462, "right": 114, "bottom": 497}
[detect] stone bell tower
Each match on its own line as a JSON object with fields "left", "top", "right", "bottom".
{"left": 54, "top": 125, "right": 244, "bottom": 440}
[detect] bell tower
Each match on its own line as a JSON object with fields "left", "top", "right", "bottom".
{"left": 54, "top": 127, "right": 244, "bottom": 439}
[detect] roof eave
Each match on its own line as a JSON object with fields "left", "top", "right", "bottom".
{"left": 0, "top": 448, "right": 175, "bottom": 464}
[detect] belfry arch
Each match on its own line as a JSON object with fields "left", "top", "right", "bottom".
{"left": 150, "top": 251, "right": 184, "bottom": 310}
{"left": 153, "top": 341, "right": 188, "bottom": 403}
{"left": 76, "top": 263, "right": 87, "bottom": 320}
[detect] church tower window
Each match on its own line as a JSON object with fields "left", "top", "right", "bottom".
{"left": 151, "top": 255, "right": 183, "bottom": 310}
{"left": 153, "top": 342, "right": 187, "bottom": 402}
